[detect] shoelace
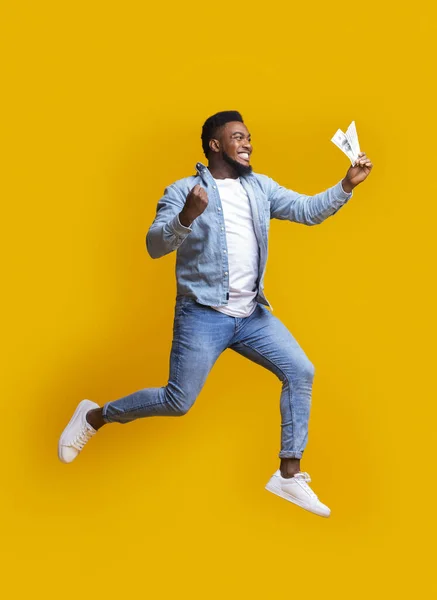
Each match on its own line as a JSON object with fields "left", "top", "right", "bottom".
{"left": 293, "top": 472, "right": 318, "bottom": 499}
{"left": 71, "top": 425, "right": 96, "bottom": 451}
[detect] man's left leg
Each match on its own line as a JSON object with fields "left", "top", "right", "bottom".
{"left": 229, "top": 303, "right": 330, "bottom": 517}
{"left": 230, "top": 303, "right": 314, "bottom": 469}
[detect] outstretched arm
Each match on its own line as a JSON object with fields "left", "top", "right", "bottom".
{"left": 268, "top": 151, "right": 373, "bottom": 225}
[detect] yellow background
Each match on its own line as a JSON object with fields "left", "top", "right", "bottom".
{"left": 1, "top": 1, "right": 436, "bottom": 597}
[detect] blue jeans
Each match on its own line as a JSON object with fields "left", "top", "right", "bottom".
{"left": 102, "top": 296, "right": 315, "bottom": 459}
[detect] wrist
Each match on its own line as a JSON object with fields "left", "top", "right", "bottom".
{"left": 179, "top": 210, "right": 194, "bottom": 228}
{"left": 341, "top": 178, "right": 355, "bottom": 194}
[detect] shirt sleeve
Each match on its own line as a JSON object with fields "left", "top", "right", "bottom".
{"left": 146, "top": 185, "right": 192, "bottom": 258}
{"left": 267, "top": 177, "right": 353, "bottom": 225}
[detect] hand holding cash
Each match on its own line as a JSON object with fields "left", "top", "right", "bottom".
{"left": 331, "top": 121, "right": 373, "bottom": 190}
{"left": 331, "top": 121, "right": 362, "bottom": 166}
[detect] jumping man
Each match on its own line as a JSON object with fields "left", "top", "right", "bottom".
{"left": 58, "top": 111, "right": 373, "bottom": 517}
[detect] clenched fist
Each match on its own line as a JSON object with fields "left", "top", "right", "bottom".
{"left": 179, "top": 184, "right": 208, "bottom": 227}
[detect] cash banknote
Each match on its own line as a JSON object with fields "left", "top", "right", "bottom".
{"left": 331, "top": 121, "right": 361, "bottom": 166}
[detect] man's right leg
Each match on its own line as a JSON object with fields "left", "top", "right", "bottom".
{"left": 58, "top": 296, "right": 235, "bottom": 462}
{"left": 98, "top": 297, "right": 234, "bottom": 425}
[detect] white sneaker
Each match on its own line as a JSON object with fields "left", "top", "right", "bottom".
{"left": 58, "top": 399, "right": 99, "bottom": 463}
{"left": 265, "top": 470, "right": 331, "bottom": 517}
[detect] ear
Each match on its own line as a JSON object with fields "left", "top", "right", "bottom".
{"left": 209, "top": 138, "right": 220, "bottom": 154}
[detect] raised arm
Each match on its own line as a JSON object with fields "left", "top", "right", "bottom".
{"left": 146, "top": 184, "right": 192, "bottom": 259}
{"left": 146, "top": 183, "right": 208, "bottom": 259}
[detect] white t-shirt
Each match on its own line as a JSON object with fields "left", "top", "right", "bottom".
{"left": 211, "top": 177, "right": 260, "bottom": 318}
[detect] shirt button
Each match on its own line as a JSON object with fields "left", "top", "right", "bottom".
{"left": 223, "top": 250, "right": 227, "bottom": 253}
{"left": 221, "top": 227, "right": 224, "bottom": 231}
{"left": 224, "top": 272, "right": 228, "bottom": 276}
{"left": 213, "top": 185, "right": 216, "bottom": 189}
{"left": 218, "top": 207, "right": 221, "bottom": 211}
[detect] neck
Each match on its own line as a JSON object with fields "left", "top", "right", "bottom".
{"left": 207, "top": 160, "right": 239, "bottom": 180}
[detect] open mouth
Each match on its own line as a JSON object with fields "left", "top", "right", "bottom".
{"left": 238, "top": 152, "right": 250, "bottom": 162}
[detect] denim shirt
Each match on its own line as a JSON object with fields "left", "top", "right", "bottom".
{"left": 146, "top": 161, "right": 353, "bottom": 310}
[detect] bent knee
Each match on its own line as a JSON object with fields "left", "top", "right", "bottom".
{"left": 301, "top": 359, "right": 315, "bottom": 380}
{"left": 173, "top": 402, "right": 192, "bottom": 416}
{"left": 166, "top": 397, "right": 193, "bottom": 416}
{"left": 164, "top": 386, "right": 196, "bottom": 416}
{"left": 282, "top": 357, "right": 315, "bottom": 384}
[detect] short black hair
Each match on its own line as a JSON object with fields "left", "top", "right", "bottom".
{"left": 201, "top": 110, "right": 244, "bottom": 158}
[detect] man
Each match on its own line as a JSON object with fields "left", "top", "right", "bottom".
{"left": 58, "top": 111, "right": 373, "bottom": 517}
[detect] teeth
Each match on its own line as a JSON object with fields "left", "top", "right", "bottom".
{"left": 239, "top": 153, "right": 249, "bottom": 160}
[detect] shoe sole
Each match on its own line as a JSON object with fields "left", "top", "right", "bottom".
{"left": 58, "top": 399, "right": 98, "bottom": 463}
{"left": 265, "top": 479, "right": 330, "bottom": 518}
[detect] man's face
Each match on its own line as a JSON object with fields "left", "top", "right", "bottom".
{"left": 214, "top": 121, "right": 253, "bottom": 175}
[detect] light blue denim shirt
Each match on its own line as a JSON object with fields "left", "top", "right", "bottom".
{"left": 146, "top": 161, "right": 353, "bottom": 310}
